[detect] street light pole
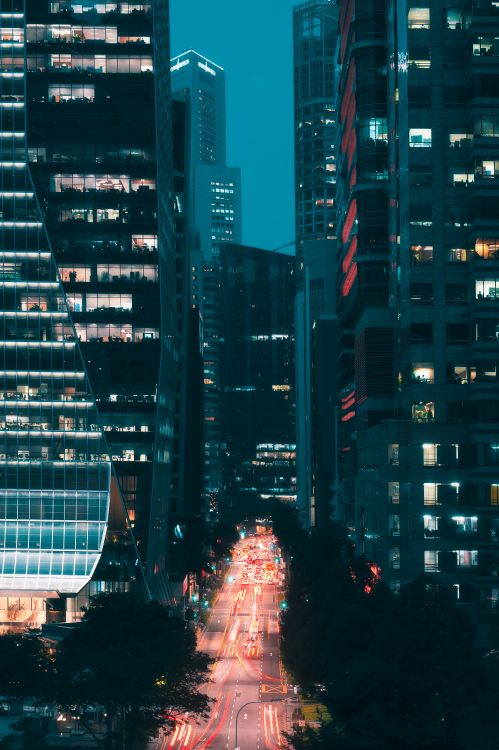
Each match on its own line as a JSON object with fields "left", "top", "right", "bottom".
{"left": 234, "top": 698, "right": 283, "bottom": 750}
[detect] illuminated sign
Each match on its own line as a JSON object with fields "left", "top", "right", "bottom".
{"left": 170, "top": 58, "right": 190, "bottom": 73}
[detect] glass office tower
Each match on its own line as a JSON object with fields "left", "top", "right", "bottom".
{"left": 19, "top": 0, "right": 175, "bottom": 602}
{"left": 0, "top": 1, "right": 111, "bottom": 606}
{"left": 293, "top": 0, "right": 339, "bottom": 529}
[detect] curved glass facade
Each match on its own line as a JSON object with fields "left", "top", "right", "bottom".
{"left": 0, "top": 1, "right": 111, "bottom": 594}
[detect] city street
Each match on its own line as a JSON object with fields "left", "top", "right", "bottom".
{"left": 164, "top": 534, "right": 289, "bottom": 750}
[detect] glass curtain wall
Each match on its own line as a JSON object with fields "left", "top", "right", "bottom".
{"left": 0, "top": 0, "right": 111, "bottom": 594}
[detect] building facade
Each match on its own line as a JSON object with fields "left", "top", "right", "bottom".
{"left": 220, "top": 245, "right": 296, "bottom": 512}
{"left": 336, "top": 0, "right": 499, "bottom": 627}
{"left": 293, "top": 0, "right": 339, "bottom": 529}
{"left": 171, "top": 49, "right": 242, "bottom": 517}
{"left": 21, "top": 0, "right": 175, "bottom": 603}
{"left": 0, "top": 0, "right": 114, "bottom": 626}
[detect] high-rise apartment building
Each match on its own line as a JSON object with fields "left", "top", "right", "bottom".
{"left": 171, "top": 49, "right": 242, "bottom": 516}
{"left": 337, "top": 0, "right": 499, "bottom": 626}
{"left": 5, "top": 0, "right": 177, "bottom": 606}
{"left": 293, "top": 0, "right": 339, "bottom": 529}
{"left": 220, "top": 245, "right": 296, "bottom": 511}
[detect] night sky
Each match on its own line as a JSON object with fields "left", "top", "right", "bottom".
{"left": 170, "top": 0, "right": 297, "bottom": 253}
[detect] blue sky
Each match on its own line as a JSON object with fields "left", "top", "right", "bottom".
{"left": 170, "top": 0, "right": 297, "bottom": 252}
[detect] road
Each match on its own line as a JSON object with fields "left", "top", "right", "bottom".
{"left": 164, "top": 534, "right": 289, "bottom": 750}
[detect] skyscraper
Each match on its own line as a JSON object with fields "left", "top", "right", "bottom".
{"left": 220, "top": 245, "right": 296, "bottom": 512}
{"left": 293, "top": 0, "right": 339, "bottom": 529}
{"left": 171, "top": 49, "right": 242, "bottom": 517}
{"left": 0, "top": 0, "right": 114, "bottom": 626}
{"left": 336, "top": 0, "right": 499, "bottom": 625}
{"left": 2, "top": 0, "right": 177, "bottom": 608}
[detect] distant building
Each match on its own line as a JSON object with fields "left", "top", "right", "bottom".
{"left": 220, "top": 245, "right": 296, "bottom": 511}
{"left": 170, "top": 50, "right": 227, "bottom": 167}
{"left": 336, "top": 0, "right": 499, "bottom": 632}
{"left": 171, "top": 49, "right": 242, "bottom": 516}
{"left": 293, "top": 0, "right": 339, "bottom": 529}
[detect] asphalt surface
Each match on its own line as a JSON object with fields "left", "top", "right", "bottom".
{"left": 163, "top": 537, "right": 288, "bottom": 750}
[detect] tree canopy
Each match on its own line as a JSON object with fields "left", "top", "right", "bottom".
{"left": 274, "top": 513, "right": 499, "bottom": 750}
{"left": 0, "top": 595, "right": 211, "bottom": 750}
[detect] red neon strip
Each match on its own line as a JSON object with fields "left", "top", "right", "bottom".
{"left": 342, "top": 235, "right": 358, "bottom": 274}
{"left": 340, "top": 61, "right": 355, "bottom": 123}
{"left": 342, "top": 396, "right": 356, "bottom": 411}
{"left": 341, "top": 199, "right": 357, "bottom": 245}
{"left": 342, "top": 262, "right": 358, "bottom": 297}
{"left": 349, "top": 165, "right": 357, "bottom": 190}
{"left": 347, "top": 128, "right": 356, "bottom": 171}
{"left": 341, "top": 410, "right": 355, "bottom": 422}
{"left": 340, "top": 0, "right": 354, "bottom": 65}
{"left": 341, "top": 390, "right": 355, "bottom": 403}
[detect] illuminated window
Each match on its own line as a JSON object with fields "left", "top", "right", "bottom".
{"left": 408, "top": 8, "right": 430, "bottom": 28}
{"left": 452, "top": 516, "right": 478, "bottom": 534}
{"left": 409, "top": 128, "right": 432, "bottom": 147}
{"left": 452, "top": 173, "right": 474, "bottom": 184}
{"left": 448, "top": 247, "right": 468, "bottom": 262}
{"left": 410, "top": 244, "right": 433, "bottom": 263}
{"left": 412, "top": 363, "right": 434, "bottom": 382}
{"left": 424, "top": 483, "right": 438, "bottom": 505}
{"left": 473, "top": 35, "right": 499, "bottom": 56}
{"left": 358, "top": 117, "right": 388, "bottom": 144}
{"left": 388, "top": 482, "right": 400, "bottom": 503}
{"left": 446, "top": 9, "right": 463, "bottom": 27}
{"left": 424, "top": 550, "right": 439, "bottom": 572}
{"left": 412, "top": 401, "right": 434, "bottom": 423}
{"left": 475, "top": 239, "right": 499, "bottom": 260}
{"left": 389, "top": 548, "right": 401, "bottom": 569}
{"left": 389, "top": 516, "right": 400, "bottom": 537}
{"left": 449, "top": 133, "right": 471, "bottom": 147}
{"left": 423, "top": 444, "right": 437, "bottom": 466}
{"left": 455, "top": 550, "right": 478, "bottom": 567}
{"left": 388, "top": 444, "right": 399, "bottom": 465}
{"left": 475, "top": 278, "right": 499, "bottom": 299}
{"left": 423, "top": 515, "right": 439, "bottom": 537}
{"left": 491, "top": 485, "right": 499, "bottom": 506}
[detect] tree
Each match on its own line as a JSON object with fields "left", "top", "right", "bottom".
{"left": 0, "top": 634, "right": 53, "bottom": 700}
{"left": 54, "top": 594, "right": 212, "bottom": 750}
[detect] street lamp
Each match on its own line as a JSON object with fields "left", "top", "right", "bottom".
{"left": 234, "top": 698, "right": 284, "bottom": 750}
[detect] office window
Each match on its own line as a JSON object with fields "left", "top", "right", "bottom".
{"left": 475, "top": 239, "right": 499, "bottom": 259}
{"left": 409, "top": 128, "right": 432, "bottom": 147}
{"left": 409, "top": 45, "right": 431, "bottom": 67}
{"left": 475, "top": 278, "right": 499, "bottom": 299}
{"left": 408, "top": 8, "right": 430, "bottom": 28}
{"left": 491, "top": 485, "right": 499, "bottom": 506}
{"left": 410, "top": 244, "right": 433, "bottom": 264}
{"left": 446, "top": 9, "right": 463, "bottom": 28}
{"left": 412, "top": 364, "right": 434, "bottom": 382}
{"left": 448, "top": 247, "right": 468, "bottom": 262}
{"left": 449, "top": 133, "right": 472, "bottom": 147}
